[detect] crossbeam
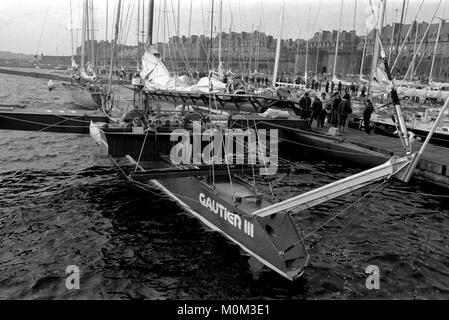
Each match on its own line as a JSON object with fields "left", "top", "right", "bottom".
{"left": 252, "top": 155, "right": 412, "bottom": 217}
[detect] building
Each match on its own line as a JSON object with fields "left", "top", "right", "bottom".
{"left": 48, "top": 20, "right": 449, "bottom": 82}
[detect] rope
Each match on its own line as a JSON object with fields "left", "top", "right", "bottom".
{"left": 134, "top": 128, "right": 150, "bottom": 172}
{"left": 283, "top": 178, "right": 392, "bottom": 254}
{"left": 0, "top": 113, "right": 99, "bottom": 129}
{"left": 35, "top": 3, "right": 51, "bottom": 57}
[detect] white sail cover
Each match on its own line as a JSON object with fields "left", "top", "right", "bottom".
{"left": 140, "top": 46, "right": 226, "bottom": 93}
{"left": 371, "top": 64, "right": 449, "bottom": 100}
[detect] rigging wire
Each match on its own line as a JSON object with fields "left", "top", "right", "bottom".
{"left": 35, "top": 2, "right": 51, "bottom": 57}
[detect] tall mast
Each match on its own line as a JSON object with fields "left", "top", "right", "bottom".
{"left": 304, "top": 7, "right": 311, "bottom": 81}
{"left": 429, "top": 1, "right": 446, "bottom": 84}
{"left": 69, "top": 0, "right": 75, "bottom": 57}
{"left": 359, "top": 33, "right": 368, "bottom": 79}
{"left": 137, "top": 0, "right": 140, "bottom": 66}
{"left": 368, "top": 0, "right": 386, "bottom": 99}
{"left": 141, "top": 0, "right": 145, "bottom": 44}
{"left": 272, "top": 0, "right": 285, "bottom": 87}
{"left": 162, "top": 0, "right": 166, "bottom": 60}
{"left": 81, "top": 0, "right": 86, "bottom": 68}
{"left": 350, "top": 0, "right": 357, "bottom": 74}
{"left": 352, "top": 0, "right": 357, "bottom": 30}
{"left": 147, "top": 0, "right": 154, "bottom": 46}
{"left": 410, "top": 20, "right": 419, "bottom": 81}
{"left": 209, "top": 0, "right": 215, "bottom": 69}
{"left": 218, "top": 0, "right": 223, "bottom": 64}
{"left": 108, "top": 0, "right": 122, "bottom": 92}
{"left": 105, "top": 0, "right": 108, "bottom": 42}
{"left": 177, "top": 0, "right": 181, "bottom": 38}
{"left": 388, "top": 9, "right": 398, "bottom": 65}
{"left": 188, "top": 0, "right": 193, "bottom": 38}
{"left": 315, "top": 30, "right": 321, "bottom": 80}
{"left": 85, "top": 0, "right": 91, "bottom": 63}
{"left": 332, "top": 0, "right": 344, "bottom": 80}
{"left": 394, "top": 0, "right": 407, "bottom": 63}
{"left": 90, "top": 0, "right": 95, "bottom": 66}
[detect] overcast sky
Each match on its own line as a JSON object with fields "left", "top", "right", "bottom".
{"left": 0, "top": 0, "right": 444, "bottom": 55}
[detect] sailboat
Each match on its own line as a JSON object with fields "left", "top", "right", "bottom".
{"left": 62, "top": 0, "right": 106, "bottom": 109}
{"left": 87, "top": 0, "right": 446, "bottom": 280}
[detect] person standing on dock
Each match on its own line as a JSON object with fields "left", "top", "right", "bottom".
{"left": 299, "top": 92, "right": 310, "bottom": 119}
{"left": 330, "top": 81, "right": 335, "bottom": 93}
{"left": 338, "top": 81, "right": 342, "bottom": 93}
{"left": 309, "top": 94, "right": 323, "bottom": 128}
{"left": 337, "top": 94, "right": 352, "bottom": 134}
{"left": 361, "top": 84, "right": 367, "bottom": 97}
{"left": 331, "top": 92, "right": 341, "bottom": 127}
{"left": 319, "top": 93, "right": 329, "bottom": 127}
{"left": 362, "top": 99, "right": 375, "bottom": 134}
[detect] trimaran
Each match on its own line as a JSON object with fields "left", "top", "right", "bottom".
{"left": 84, "top": 0, "right": 448, "bottom": 280}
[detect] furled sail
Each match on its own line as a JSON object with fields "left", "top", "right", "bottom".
{"left": 140, "top": 46, "right": 226, "bottom": 93}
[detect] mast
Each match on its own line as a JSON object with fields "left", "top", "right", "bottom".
{"left": 359, "top": 33, "right": 368, "bottom": 79}
{"left": 352, "top": 0, "right": 357, "bottom": 30}
{"left": 141, "top": 0, "right": 145, "bottom": 44}
{"left": 388, "top": 9, "right": 398, "bottom": 65}
{"left": 315, "top": 30, "right": 321, "bottom": 80}
{"left": 90, "top": 0, "right": 95, "bottom": 67}
{"left": 349, "top": 0, "right": 357, "bottom": 74}
{"left": 209, "top": 0, "right": 215, "bottom": 69}
{"left": 81, "top": 0, "right": 86, "bottom": 68}
{"left": 105, "top": 0, "right": 108, "bottom": 68}
{"left": 394, "top": 0, "right": 407, "bottom": 63}
{"left": 272, "top": 0, "right": 285, "bottom": 87}
{"left": 69, "top": 0, "right": 75, "bottom": 57}
{"left": 403, "top": 2, "right": 443, "bottom": 82}
{"left": 429, "top": 1, "right": 446, "bottom": 84}
{"left": 410, "top": 20, "right": 419, "bottom": 81}
{"left": 332, "top": 0, "right": 344, "bottom": 80}
{"left": 108, "top": 0, "right": 122, "bottom": 93}
{"left": 368, "top": 0, "right": 386, "bottom": 99}
{"left": 147, "top": 0, "right": 155, "bottom": 46}
{"left": 188, "top": 0, "right": 193, "bottom": 38}
{"left": 85, "top": 0, "right": 91, "bottom": 63}
{"left": 304, "top": 7, "right": 311, "bottom": 81}
{"left": 177, "top": 0, "right": 181, "bottom": 38}
{"left": 137, "top": 0, "right": 140, "bottom": 67}
{"left": 162, "top": 0, "right": 166, "bottom": 60}
{"left": 218, "top": 0, "right": 223, "bottom": 64}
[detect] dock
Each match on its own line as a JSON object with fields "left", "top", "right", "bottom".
{"left": 322, "top": 126, "right": 449, "bottom": 188}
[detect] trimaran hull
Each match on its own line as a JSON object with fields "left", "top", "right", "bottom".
{"left": 90, "top": 125, "right": 309, "bottom": 280}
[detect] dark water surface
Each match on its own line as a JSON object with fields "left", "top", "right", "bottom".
{"left": 1, "top": 72, "right": 449, "bottom": 299}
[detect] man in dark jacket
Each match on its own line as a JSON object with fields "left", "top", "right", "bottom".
{"left": 331, "top": 92, "right": 341, "bottom": 127}
{"left": 363, "top": 99, "right": 375, "bottom": 134}
{"left": 309, "top": 94, "right": 323, "bottom": 128}
{"left": 299, "top": 92, "right": 310, "bottom": 119}
{"left": 319, "top": 93, "right": 330, "bottom": 127}
{"left": 337, "top": 94, "right": 352, "bottom": 134}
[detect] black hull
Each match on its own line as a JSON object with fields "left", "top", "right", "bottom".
{"left": 91, "top": 126, "right": 309, "bottom": 280}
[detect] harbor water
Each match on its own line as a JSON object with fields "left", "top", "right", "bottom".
{"left": 0, "top": 72, "right": 448, "bottom": 299}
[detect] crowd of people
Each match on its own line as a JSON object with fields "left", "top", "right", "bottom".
{"left": 297, "top": 90, "right": 375, "bottom": 135}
